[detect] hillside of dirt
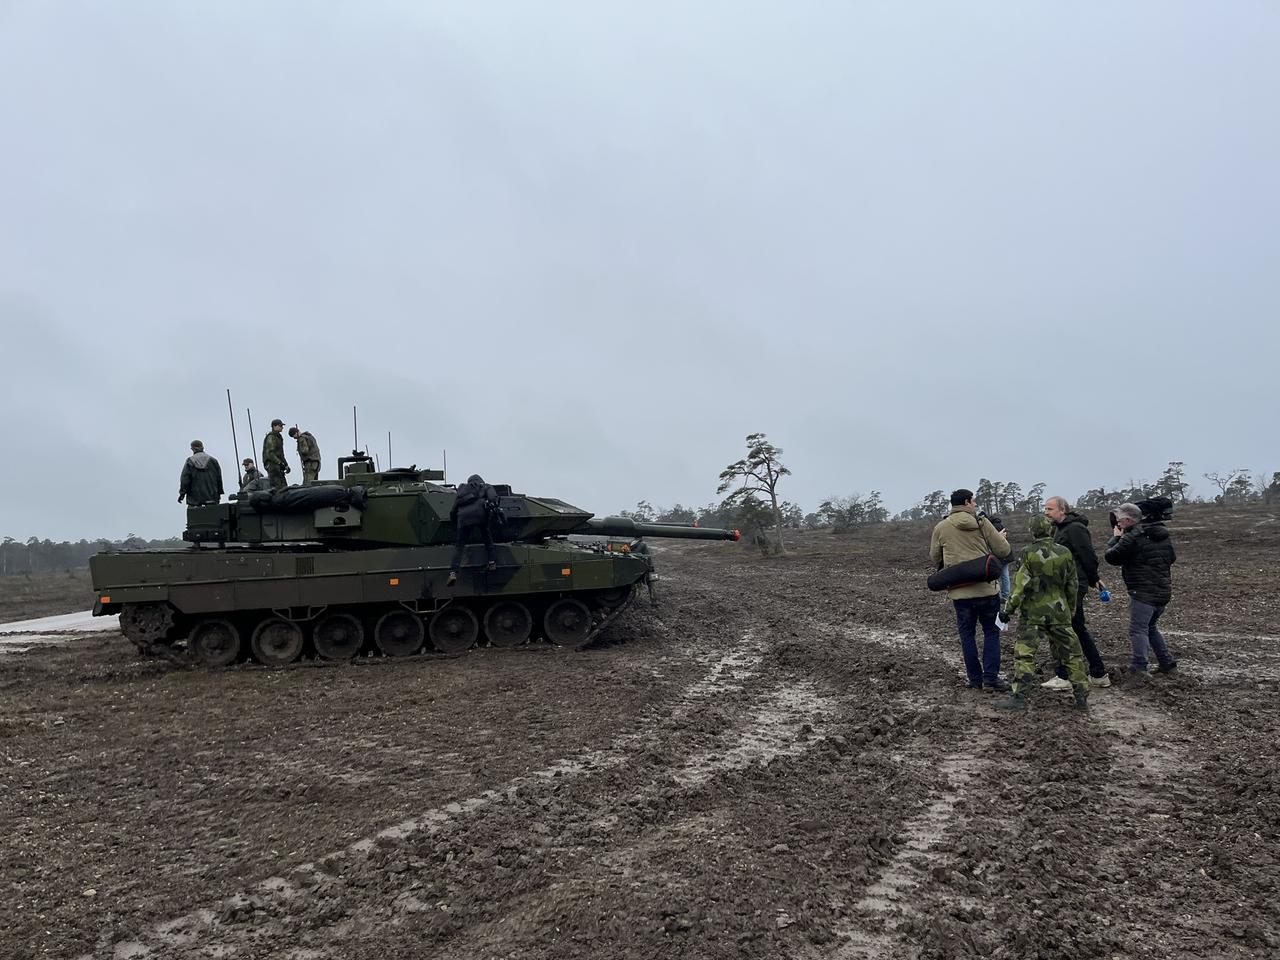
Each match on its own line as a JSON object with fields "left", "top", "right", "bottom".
{"left": 2, "top": 504, "right": 1278, "bottom": 959}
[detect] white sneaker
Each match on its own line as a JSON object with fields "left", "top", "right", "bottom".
{"left": 1040, "top": 676, "right": 1073, "bottom": 692}
{"left": 1089, "top": 674, "right": 1112, "bottom": 688}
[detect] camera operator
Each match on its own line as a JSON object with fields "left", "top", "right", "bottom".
{"left": 1104, "top": 502, "right": 1178, "bottom": 677}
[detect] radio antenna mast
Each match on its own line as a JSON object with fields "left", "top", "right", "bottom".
{"left": 246, "top": 408, "right": 256, "bottom": 463}
{"left": 226, "top": 389, "right": 242, "bottom": 487}
{"left": 387, "top": 431, "right": 392, "bottom": 467}
{"left": 353, "top": 405, "right": 359, "bottom": 452}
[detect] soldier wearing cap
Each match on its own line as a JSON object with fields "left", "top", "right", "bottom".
{"left": 288, "top": 426, "right": 322, "bottom": 483}
{"left": 179, "top": 440, "right": 224, "bottom": 507}
{"left": 240, "top": 458, "right": 263, "bottom": 490}
{"left": 262, "top": 419, "right": 290, "bottom": 490}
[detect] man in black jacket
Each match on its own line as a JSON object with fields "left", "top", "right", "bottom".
{"left": 1043, "top": 496, "right": 1110, "bottom": 687}
{"left": 1105, "top": 502, "right": 1177, "bottom": 676}
{"left": 447, "top": 474, "right": 500, "bottom": 587}
{"left": 178, "top": 440, "right": 224, "bottom": 507}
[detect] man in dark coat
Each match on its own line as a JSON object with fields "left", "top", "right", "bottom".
{"left": 1043, "top": 496, "right": 1110, "bottom": 688}
{"left": 1105, "top": 502, "right": 1177, "bottom": 676}
{"left": 179, "top": 440, "right": 224, "bottom": 506}
{"left": 446, "top": 474, "right": 500, "bottom": 586}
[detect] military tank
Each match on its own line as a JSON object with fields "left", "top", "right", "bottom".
{"left": 90, "top": 453, "right": 739, "bottom": 666}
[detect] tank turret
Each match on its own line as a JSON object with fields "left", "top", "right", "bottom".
{"left": 182, "top": 468, "right": 738, "bottom": 549}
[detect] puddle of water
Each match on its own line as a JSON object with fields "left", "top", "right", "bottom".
{"left": 675, "top": 681, "right": 836, "bottom": 786}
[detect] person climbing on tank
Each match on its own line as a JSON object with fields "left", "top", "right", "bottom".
{"left": 262, "top": 419, "right": 290, "bottom": 490}
{"left": 178, "top": 440, "right": 224, "bottom": 507}
{"left": 446, "top": 474, "right": 499, "bottom": 587}
{"left": 993, "top": 514, "right": 1090, "bottom": 713}
{"left": 288, "top": 425, "right": 322, "bottom": 483}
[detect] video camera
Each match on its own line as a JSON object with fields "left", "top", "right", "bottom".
{"left": 1110, "top": 496, "right": 1174, "bottom": 530}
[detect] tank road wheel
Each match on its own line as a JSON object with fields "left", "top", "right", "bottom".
{"left": 251, "top": 618, "right": 305, "bottom": 666}
{"left": 482, "top": 601, "right": 532, "bottom": 648}
{"left": 375, "top": 610, "right": 425, "bottom": 657}
{"left": 313, "top": 613, "right": 364, "bottom": 661}
{"left": 189, "top": 619, "right": 241, "bottom": 668}
{"left": 119, "top": 603, "right": 176, "bottom": 652}
{"left": 543, "top": 598, "right": 593, "bottom": 646}
{"left": 429, "top": 606, "right": 480, "bottom": 654}
{"left": 595, "top": 586, "right": 632, "bottom": 612}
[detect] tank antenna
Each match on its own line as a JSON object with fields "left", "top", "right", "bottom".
{"left": 226, "top": 389, "right": 243, "bottom": 487}
{"left": 352, "top": 405, "right": 359, "bottom": 452}
{"left": 247, "top": 408, "right": 256, "bottom": 456}
{"left": 387, "top": 430, "right": 392, "bottom": 467}
{"left": 443, "top": 449, "right": 447, "bottom": 482}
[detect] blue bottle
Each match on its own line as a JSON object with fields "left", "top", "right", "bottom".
{"left": 1099, "top": 588, "right": 1111, "bottom": 603}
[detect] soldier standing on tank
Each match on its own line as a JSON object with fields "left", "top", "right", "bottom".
{"left": 240, "top": 458, "right": 263, "bottom": 490}
{"left": 262, "top": 419, "right": 290, "bottom": 490}
{"left": 993, "top": 515, "right": 1090, "bottom": 713}
{"left": 446, "top": 474, "right": 499, "bottom": 587}
{"left": 178, "top": 440, "right": 224, "bottom": 507}
{"left": 288, "top": 426, "right": 322, "bottom": 483}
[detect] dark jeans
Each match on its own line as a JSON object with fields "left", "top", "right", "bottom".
{"left": 1129, "top": 598, "right": 1173, "bottom": 671}
{"left": 1056, "top": 595, "right": 1108, "bottom": 679}
{"left": 449, "top": 521, "right": 497, "bottom": 573}
{"left": 953, "top": 594, "right": 1002, "bottom": 685}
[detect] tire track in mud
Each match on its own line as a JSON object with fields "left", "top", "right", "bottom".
{"left": 406, "top": 679, "right": 842, "bottom": 960}
{"left": 79, "top": 630, "right": 776, "bottom": 960}
{"left": 824, "top": 741, "right": 988, "bottom": 959}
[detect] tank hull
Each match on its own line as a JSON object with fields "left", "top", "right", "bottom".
{"left": 91, "top": 541, "right": 650, "bottom": 664}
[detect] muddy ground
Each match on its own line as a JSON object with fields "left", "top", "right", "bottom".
{"left": 2, "top": 504, "right": 1278, "bottom": 959}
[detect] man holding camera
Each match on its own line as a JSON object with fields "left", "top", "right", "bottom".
{"left": 1105, "top": 502, "right": 1178, "bottom": 677}
{"left": 930, "top": 489, "right": 1013, "bottom": 691}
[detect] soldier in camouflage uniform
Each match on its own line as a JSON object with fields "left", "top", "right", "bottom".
{"left": 240, "top": 458, "right": 262, "bottom": 491}
{"left": 262, "top": 419, "right": 290, "bottom": 490}
{"left": 288, "top": 426, "right": 322, "bottom": 482}
{"left": 994, "top": 514, "right": 1089, "bottom": 712}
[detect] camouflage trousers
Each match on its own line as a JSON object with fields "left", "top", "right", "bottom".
{"left": 1011, "top": 621, "right": 1088, "bottom": 699}
{"left": 302, "top": 460, "right": 320, "bottom": 483}
{"left": 267, "top": 468, "right": 288, "bottom": 491}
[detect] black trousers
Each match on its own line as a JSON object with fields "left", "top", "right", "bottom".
{"left": 1056, "top": 594, "right": 1107, "bottom": 679}
{"left": 450, "top": 521, "right": 497, "bottom": 573}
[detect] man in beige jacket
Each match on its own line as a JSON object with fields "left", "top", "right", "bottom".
{"left": 930, "top": 489, "right": 1013, "bottom": 691}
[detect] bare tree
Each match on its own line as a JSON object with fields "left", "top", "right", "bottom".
{"left": 718, "top": 432, "right": 791, "bottom": 552}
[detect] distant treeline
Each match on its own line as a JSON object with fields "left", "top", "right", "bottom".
{"left": 0, "top": 536, "right": 183, "bottom": 576}
{"left": 617, "top": 461, "right": 1280, "bottom": 539}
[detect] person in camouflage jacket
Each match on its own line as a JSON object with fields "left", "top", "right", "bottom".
{"left": 288, "top": 426, "right": 322, "bottom": 483}
{"left": 262, "top": 419, "right": 290, "bottom": 490}
{"left": 994, "top": 514, "right": 1089, "bottom": 712}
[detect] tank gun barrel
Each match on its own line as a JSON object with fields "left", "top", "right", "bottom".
{"left": 574, "top": 517, "right": 740, "bottom": 541}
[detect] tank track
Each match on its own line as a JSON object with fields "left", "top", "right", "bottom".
{"left": 124, "top": 588, "right": 640, "bottom": 670}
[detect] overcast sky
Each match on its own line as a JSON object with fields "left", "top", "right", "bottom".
{"left": 1, "top": 1, "right": 1276, "bottom": 541}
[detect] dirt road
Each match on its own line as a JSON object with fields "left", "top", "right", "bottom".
{"left": 2, "top": 508, "right": 1277, "bottom": 958}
